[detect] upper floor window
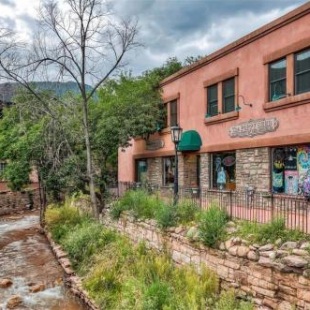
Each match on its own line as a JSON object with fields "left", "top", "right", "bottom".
{"left": 206, "top": 77, "right": 236, "bottom": 116}
{"left": 295, "top": 49, "right": 310, "bottom": 95}
{"left": 170, "top": 100, "right": 178, "bottom": 127}
{"left": 223, "top": 78, "right": 235, "bottom": 113}
{"left": 207, "top": 84, "right": 218, "bottom": 117}
{"left": 162, "top": 99, "right": 178, "bottom": 129}
{"left": 269, "top": 58, "right": 286, "bottom": 101}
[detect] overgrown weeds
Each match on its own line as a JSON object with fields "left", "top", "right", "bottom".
{"left": 110, "top": 190, "right": 201, "bottom": 229}
{"left": 237, "top": 217, "right": 309, "bottom": 244}
{"left": 45, "top": 204, "right": 253, "bottom": 310}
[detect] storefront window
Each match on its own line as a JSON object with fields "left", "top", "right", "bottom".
{"left": 211, "top": 152, "right": 236, "bottom": 190}
{"left": 135, "top": 159, "right": 147, "bottom": 183}
{"left": 163, "top": 157, "right": 175, "bottom": 186}
{"left": 272, "top": 146, "right": 310, "bottom": 195}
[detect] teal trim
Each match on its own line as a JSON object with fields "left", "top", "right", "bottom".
{"left": 178, "top": 130, "right": 202, "bottom": 152}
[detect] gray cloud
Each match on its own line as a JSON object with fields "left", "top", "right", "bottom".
{"left": 0, "top": 16, "right": 16, "bottom": 29}
{"left": 110, "top": 0, "right": 308, "bottom": 74}
{"left": 0, "top": 0, "right": 15, "bottom": 7}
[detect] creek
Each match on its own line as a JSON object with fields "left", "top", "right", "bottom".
{"left": 0, "top": 212, "right": 85, "bottom": 310}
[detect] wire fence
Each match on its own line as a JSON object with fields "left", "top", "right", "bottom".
{"left": 110, "top": 182, "right": 310, "bottom": 234}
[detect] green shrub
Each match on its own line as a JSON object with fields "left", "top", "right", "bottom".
{"left": 45, "top": 205, "right": 86, "bottom": 242}
{"left": 215, "top": 290, "right": 254, "bottom": 310}
{"left": 110, "top": 190, "right": 160, "bottom": 220}
{"left": 176, "top": 200, "right": 201, "bottom": 224}
{"left": 62, "top": 222, "right": 116, "bottom": 269}
{"left": 155, "top": 204, "right": 177, "bottom": 229}
{"left": 198, "top": 205, "right": 229, "bottom": 247}
{"left": 142, "top": 281, "right": 172, "bottom": 310}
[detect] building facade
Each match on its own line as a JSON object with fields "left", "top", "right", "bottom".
{"left": 118, "top": 3, "right": 310, "bottom": 196}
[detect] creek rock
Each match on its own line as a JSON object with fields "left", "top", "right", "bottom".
{"left": 280, "top": 241, "right": 298, "bottom": 250}
{"left": 282, "top": 255, "right": 308, "bottom": 268}
{"left": 0, "top": 278, "right": 13, "bottom": 288}
{"left": 29, "top": 283, "right": 46, "bottom": 293}
{"left": 6, "top": 295, "right": 22, "bottom": 309}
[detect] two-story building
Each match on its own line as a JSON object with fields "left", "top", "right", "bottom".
{"left": 118, "top": 2, "right": 310, "bottom": 197}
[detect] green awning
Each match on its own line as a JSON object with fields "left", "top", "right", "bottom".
{"left": 178, "top": 130, "right": 202, "bottom": 152}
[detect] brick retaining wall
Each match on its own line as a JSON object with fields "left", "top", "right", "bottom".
{"left": 101, "top": 213, "right": 310, "bottom": 310}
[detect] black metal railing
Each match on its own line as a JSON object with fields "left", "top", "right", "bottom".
{"left": 110, "top": 182, "right": 310, "bottom": 234}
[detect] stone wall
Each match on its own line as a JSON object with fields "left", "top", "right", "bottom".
{"left": 236, "top": 148, "right": 270, "bottom": 191}
{"left": 200, "top": 153, "right": 211, "bottom": 189}
{"left": 101, "top": 213, "right": 310, "bottom": 310}
{"left": 147, "top": 157, "right": 162, "bottom": 186}
{"left": 0, "top": 189, "right": 41, "bottom": 215}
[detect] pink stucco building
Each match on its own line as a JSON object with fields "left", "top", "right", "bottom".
{"left": 118, "top": 3, "right": 310, "bottom": 196}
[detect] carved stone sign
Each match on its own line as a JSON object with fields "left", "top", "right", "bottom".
{"left": 146, "top": 139, "right": 165, "bottom": 151}
{"left": 229, "top": 117, "right": 279, "bottom": 138}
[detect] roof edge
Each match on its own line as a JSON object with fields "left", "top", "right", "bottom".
{"left": 160, "top": 2, "right": 310, "bottom": 87}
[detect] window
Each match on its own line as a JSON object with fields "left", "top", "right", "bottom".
{"left": 205, "top": 74, "right": 237, "bottom": 118}
{"left": 271, "top": 145, "right": 310, "bottom": 195}
{"left": 223, "top": 78, "right": 235, "bottom": 113}
{"left": 161, "top": 99, "right": 178, "bottom": 129}
{"left": 135, "top": 159, "right": 147, "bottom": 183}
{"left": 163, "top": 157, "right": 175, "bottom": 186}
{"left": 211, "top": 152, "right": 236, "bottom": 190}
{"left": 170, "top": 100, "right": 178, "bottom": 126}
{"left": 207, "top": 84, "right": 218, "bottom": 116}
{"left": 269, "top": 58, "right": 286, "bottom": 101}
{"left": 295, "top": 49, "right": 310, "bottom": 95}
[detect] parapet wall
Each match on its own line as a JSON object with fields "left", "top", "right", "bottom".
{"left": 101, "top": 212, "right": 310, "bottom": 310}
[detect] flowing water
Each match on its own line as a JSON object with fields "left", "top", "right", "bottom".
{"left": 0, "top": 212, "right": 85, "bottom": 310}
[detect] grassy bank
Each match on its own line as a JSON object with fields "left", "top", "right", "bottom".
{"left": 45, "top": 202, "right": 253, "bottom": 310}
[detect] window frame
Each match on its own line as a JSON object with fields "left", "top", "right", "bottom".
{"left": 269, "top": 58, "right": 287, "bottom": 102}
{"left": 294, "top": 48, "right": 310, "bottom": 95}
{"left": 222, "top": 77, "right": 235, "bottom": 113}
{"left": 207, "top": 84, "right": 218, "bottom": 117}
{"left": 204, "top": 68, "right": 239, "bottom": 124}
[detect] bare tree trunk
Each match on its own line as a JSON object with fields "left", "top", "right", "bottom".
{"left": 82, "top": 98, "right": 98, "bottom": 217}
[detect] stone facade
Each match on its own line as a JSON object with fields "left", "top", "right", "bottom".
{"left": 147, "top": 157, "right": 162, "bottom": 185}
{"left": 102, "top": 213, "right": 310, "bottom": 310}
{"left": 236, "top": 148, "right": 270, "bottom": 191}
{"left": 142, "top": 148, "right": 271, "bottom": 192}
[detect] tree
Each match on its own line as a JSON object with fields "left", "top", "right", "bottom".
{"left": 0, "top": 0, "right": 139, "bottom": 217}
{"left": 90, "top": 57, "right": 184, "bottom": 195}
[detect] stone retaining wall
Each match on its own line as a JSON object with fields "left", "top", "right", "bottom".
{"left": 45, "top": 231, "right": 99, "bottom": 310}
{"left": 0, "top": 189, "right": 41, "bottom": 216}
{"left": 101, "top": 213, "right": 310, "bottom": 310}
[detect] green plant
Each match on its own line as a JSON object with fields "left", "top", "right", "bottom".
{"left": 237, "top": 217, "right": 309, "bottom": 244}
{"left": 176, "top": 200, "right": 201, "bottom": 224}
{"left": 142, "top": 281, "right": 172, "bottom": 310}
{"left": 198, "top": 205, "right": 229, "bottom": 247}
{"left": 215, "top": 290, "right": 254, "bottom": 310}
{"left": 155, "top": 204, "right": 177, "bottom": 229}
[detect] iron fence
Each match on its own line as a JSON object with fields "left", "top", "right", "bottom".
{"left": 110, "top": 182, "right": 310, "bottom": 234}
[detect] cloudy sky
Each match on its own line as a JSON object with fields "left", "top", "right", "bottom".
{"left": 0, "top": 0, "right": 308, "bottom": 76}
